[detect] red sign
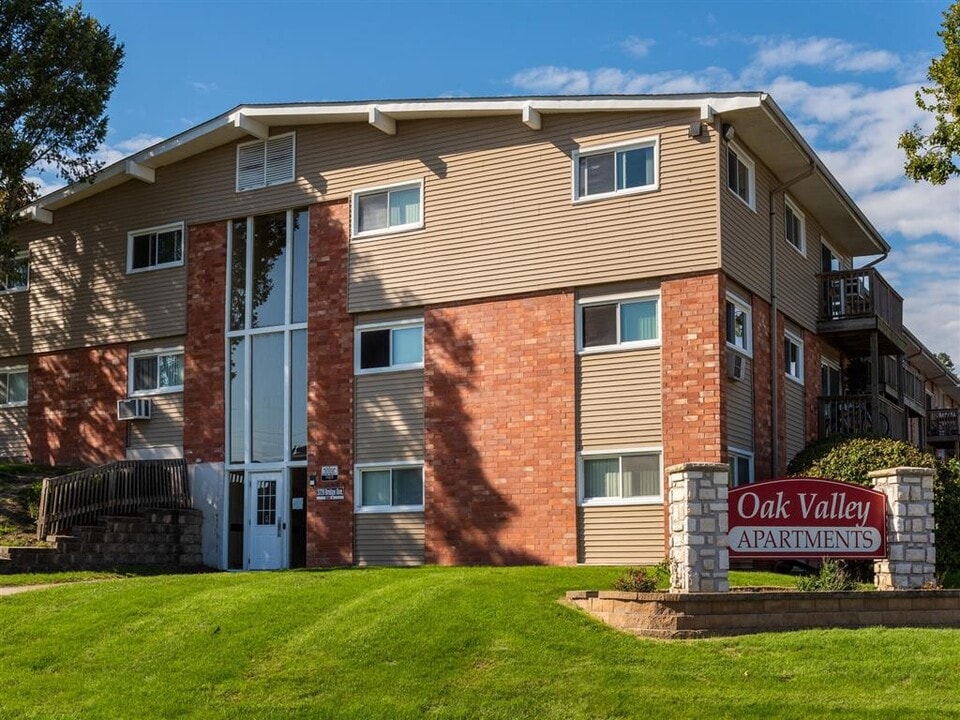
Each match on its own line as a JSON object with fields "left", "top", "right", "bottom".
{"left": 728, "top": 478, "right": 887, "bottom": 559}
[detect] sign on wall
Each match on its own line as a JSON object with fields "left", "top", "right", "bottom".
{"left": 728, "top": 478, "right": 887, "bottom": 559}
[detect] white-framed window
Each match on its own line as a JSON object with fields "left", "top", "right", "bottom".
{"left": 0, "top": 366, "right": 27, "bottom": 408}
{"left": 784, "top": 330, "right": 804, "bottom": 383}
{"left": 129, "top": 347, "right": 184, "bottom": 395}
{"left": 784, "top": 195, "right": 806, "bottom": 255}
{"left": 821, "top": 358, "right": 842, "bottom": 396}
{"left": 727, "top": 142, "right": 755, "bottom": 210}
{"left": 355, "top": 462, "right": 424, "bottom": 512}
{"left": 578, "top": 449, "right": 662, "bottom": 505}
{"left": 236, "top": 132, "right": 296, "bottom": 192}
{"left": 0, "top": 251, "right": 29, "bottom": 293}
{"left": 127, "top": 222, "right": 184, "bottom": 273}
{"left": 725, "top": 292, "right": 752, "bottom": 355}
{"left": 729, "top": 447, "right": 754, "bottom": 487}
{"left": 572, "top": 137, "right": 659, "bottom": 201}
{"left": 821, "top": 237, "right": 842, "bottom": 272}
{"left": 352, "top": 180, "right": 424, "bottom": 238}
{"left": 355, "top": 319, "right": 424, "bottom": 374}
{"left": 578, "top": 291, "right": 660, "bottom": 353}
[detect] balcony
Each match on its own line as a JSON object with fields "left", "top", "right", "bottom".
{"left": 928, "top": 408, "right": 960, "bottom": 447}
{"left": 818, "top": 268, "right": 906, "bottom": 355}
{"left": 819, "top": 394, "right": 906, "bottom": 441}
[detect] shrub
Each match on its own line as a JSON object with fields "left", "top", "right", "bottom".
{"left": 795, "top": 559, "right": 856, "bottom": 591}
{"left": 613, "top": 567, "right": 658, "bottom": 593}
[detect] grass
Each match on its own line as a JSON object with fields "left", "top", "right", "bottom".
{"left": 1, "top": 566, "right": 958, "bottom": 719}
{"left": 0, "top": 464, "right": 75, "bottom": 546}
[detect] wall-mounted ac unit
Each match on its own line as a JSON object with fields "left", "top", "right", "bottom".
{"left": 117, "top": 398, "right": 152, "bottom": 421}
{"left": 728, "top": 353, "right": 745, "bottom": 381}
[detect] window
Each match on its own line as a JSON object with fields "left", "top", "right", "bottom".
{"left": 784, "top": 331, "right": 804, "bottom": 383}
{"left": 127, "top": 223, "right": 184, "bottom": 272}
{"left": 356, "top": 464, "right": 424, "bottom": 511}
{"left": 573, "top": 138, "right": 658, "bottom": 200}
{"left": 821, "top": 359, "right": 842, "bottom": 396}
{"left": 0, "top": 367, "right": 27, "bottom": 407}
{"left": 236, "top": 133, "right": 295, "bottom": 192}
{"left": 725, "top": 293, "right": 752, "bottom": 355}
{"left": 580, "top": 451, "right": 661, "bottom": 504}
{"left": 727, "top": 143, "right": 755, "bottom": 210}
{"left": 784, "top": 196, "right": 806, "bottom": 255}
{"left": 129, "top": 348, "right": 184, "bottom": 395}
{"left": 356, "top": 321, "right": 424, "bottom": 373}
{"left": 352, "top": 180, "right": 423, "bottom": 238}
{"left": 729, "top": 449, "right": 754, "bottom": 487}
{"left": 579, "top": 294, "right": 659, "bottom": 351}
{"left": 821, "top": 239, "right": 841, "bottom": 272}
{"left": 0, "top": 251, "right": 29, "bottom": 293}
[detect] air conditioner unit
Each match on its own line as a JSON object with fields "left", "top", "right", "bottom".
{"left": 728, "top": 353, "right": 745, "bottom": 381}
{"left": 117, "top": 398, "right": 152, "bottom": 421}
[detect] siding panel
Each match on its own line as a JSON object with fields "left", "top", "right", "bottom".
{"left": 578, "top": 504, "right": 665, "bottom": 565}
{"left": 355, "top": 370, "right": 424, "bottom": 462}
{"left": 127, "top": 393, "right": 184, "bottom": 455}
{"left": 726, "top": 350, "right": 754, "bottom": 449}
{"left": 355, "top": 512, "right": 425, "bottom": 566}
{"left": 579, "top": 348, "right": 661, "bottom": 448}
{"left": 0, "top": 407, "right": 28, "bottom": 460}
{"left": 785, "top": 379, "right": 805, "bottom": 462}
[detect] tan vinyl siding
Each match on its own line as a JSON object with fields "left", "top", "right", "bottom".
{"left": 785, "top": 379, "right": 805, "bottom": 462}
{"left": 355, "top": 370, "right": 424, "bottom": 462}
{"left": 355, "top": 512, "right": 425, "bottom": 566}
{"left": 127, "top": 393, "right": 183, "bottom": 454}
{"left": 579, "top": 348, "right": 661, "bottom": 448}
{"left": 0, "top": 407, "right": 28, "bottom": 460}
{"left": 578, "top": 504, "right": 664, "bottom": 565}
{"left": 775, "top": 196, "right": 822, "bottom": 331}
{"left": 726, "top": 350, "right": 754, "bottom": 449}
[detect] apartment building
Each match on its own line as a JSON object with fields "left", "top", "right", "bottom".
{"left": 2, "top": 94, "right": 957, "bottom": 570}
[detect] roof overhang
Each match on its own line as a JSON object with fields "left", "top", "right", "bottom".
{"left": 904, "top": 328, "right": 960, "bottom": 403}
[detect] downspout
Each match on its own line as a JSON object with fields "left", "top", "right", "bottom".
{"left": 768, "top": 163, "right": 816, "bottom": 477}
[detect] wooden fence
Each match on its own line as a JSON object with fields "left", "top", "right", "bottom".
{"left": 36, "top": 459, "right": 190, "bottom": 540}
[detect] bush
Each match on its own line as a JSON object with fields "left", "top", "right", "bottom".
{"left": 613, "top": 567, "right": 658, "bottom": 593}
{"left": 795, "top": 559, "right": 857, "bottom": 591}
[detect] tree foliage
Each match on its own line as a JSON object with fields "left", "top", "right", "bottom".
{"left": 0, "top": 0, "right": 124, "bottom": 264}
{"left": 937, "top": 351, "right": 956, "bottom": 372}
{"left": 899, "top": 2, "right": 960, "bottom": 184}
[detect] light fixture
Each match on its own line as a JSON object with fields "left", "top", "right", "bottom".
{"left": 722, "top": 123, "right": 736, "bottom": 141}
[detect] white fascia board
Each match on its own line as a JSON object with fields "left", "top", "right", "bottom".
{"left": 230, "top": 111, "right": 270, "bottom": 139}
{"left": 368, "top": 107, "right": 397, "bottom": 135}
{"left": 125, "top": 160, "right": 155, "bottom": 183}
{"left": 522, "top": 103, "right": 542, "bottom": 130}
{"left": 19, "top": 205, "right": 53, "bottom": 224}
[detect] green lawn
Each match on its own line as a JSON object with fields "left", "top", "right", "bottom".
{"left": 1, "top": 567, "right": 958, "bottom": 719}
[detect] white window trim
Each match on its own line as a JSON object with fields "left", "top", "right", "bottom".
{"left": 126, "top": 222, "right": 185, "bottom": 274}
{"left": 784, "top": 195, "right": 807, "bottom": 257}
{"left": 571, "top": 135, "right": 660, "bottom": 203}
{"left": 727, "top": 141, "right": 756, "bottom": 212}
{"left": 725, "top": 291, "right": 753, "bottom": 357}
{"left": 0, "top": 251, "right": 30, "bottom": 294}
{"left": 784, "top": 330, "right": 804, "bottom": 385}
{"left": 351, "top": 178, "right": 425, "bottom": 240}
{"left": 576, "top": 290, "right": 661, "bottom": 354}
{"left": 235, "top": 132, "right": 296, "bottom": 193}
{"left": 821, "top": 236, "right": 844, "bottom": 271}
{"left": 0, "top": 365, "right": 28, "bottom": 408}
{"left": 128, "top": 346, "right": 185, "bottom": 396}
{"left": 354, "top": 318, "right": 424, "bottom": 375}
{"left": 354, "top": 461, "right": 425, "bottom": 513}
{"left": 577, "top": 447, "right": 663, "bottom": 506}
{"left": 728, "top": 446, "right": 754, "bottom": 487}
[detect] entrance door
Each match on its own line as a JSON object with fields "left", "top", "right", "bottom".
{"left": 247, "top": 471, "right": 286, "bottom": 569}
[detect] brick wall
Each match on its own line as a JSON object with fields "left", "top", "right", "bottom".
{"left": 424, "top": 291, "right": 577, "bottom": 565}
{"left": 803, "top": 329, "right": 822, "bottom": 445}
{"left": 27, "top": 345, "right": 127, "bottom": 466}
{"left": 306, "top": 200, "right": 354, "bottom": 566}
{"left": 183, "top": 221, "right": 227, "bottom": 464}
{"left": 752, "top": 297, "right": 773, "bottom": 479}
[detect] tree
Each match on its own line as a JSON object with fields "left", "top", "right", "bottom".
{"left": 937, "top": 351, "right": 956, "bottom": 372}
{"left": 899, "top": 2, "right": 960, "bottom": 184}
{"left": 0, "top": 0, "right": 124, "bottom": 266}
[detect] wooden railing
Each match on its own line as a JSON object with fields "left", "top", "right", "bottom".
{"left": 36, "top": 459, "right": 190, "bottom": 540}
{"left": 818, "top": 268, "right": 903, "bottom": 335}
{"left": 819, "top": 394, "right": 905, "bottom": 441}
{"left": 929, "top": 409, "right": 960, "bottom": 440}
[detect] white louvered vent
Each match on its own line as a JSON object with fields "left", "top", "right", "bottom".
{"left": 236, "top": 133, "right": 295, "bottom": 191}
{"left": 264, "top": 133, "right": 295, "bottom": 186}
{"left": 237, "top": 141, "right": 265, "bottom": 191}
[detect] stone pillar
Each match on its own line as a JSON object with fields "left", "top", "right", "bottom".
{"left": 667, "top": 462, "right": 730, "bottom": 593}
{"left": 871, "top": 466, "right": 936, "bottom": 590}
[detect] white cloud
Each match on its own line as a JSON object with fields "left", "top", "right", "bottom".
{"left": 621, "top": 36, "right": 655, "bottom": 58}
{"left": 191, "top": 81, "right": 218, "bottom": 93}
{"left": 510, "top": 65, "right": 735, "bottom": 95}
{"left": 94, "top": 134, "right": 166, "bottom": 166}
{"left": 752, "top": 37, "right": 901, "bottom": 74}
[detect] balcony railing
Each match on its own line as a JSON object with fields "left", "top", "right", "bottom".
{"left": 928, "top": 409, "right": 960, "bottom": 441}
{"left": 819, "top": 268, "right": 903, "bottom": 336}
{"left": 819, "top": 394, "right": 905, "bottom": 441}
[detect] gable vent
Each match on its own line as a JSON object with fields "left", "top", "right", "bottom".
{"left": 236, "top": 132, "right": 295, "bottom": 191}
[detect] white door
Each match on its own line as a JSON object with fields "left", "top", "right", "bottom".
{"left": 247, "top": 471, "right": 286, "bottom": 570}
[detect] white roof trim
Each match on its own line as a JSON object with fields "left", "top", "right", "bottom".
{"left": 125, "top": 160, "right": 155, "bottom": 184}
{"left": 368, "top": 107, "right": 396, "bottom": 135}
{"left": 231, "top": 111, "right": 270, "bottom": 139}
{"left": 522, "top": 103, "right": 542, "bottom": 130}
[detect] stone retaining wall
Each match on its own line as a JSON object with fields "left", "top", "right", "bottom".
{"left": 567, "top": 589, "right": 960, "bottom": 639}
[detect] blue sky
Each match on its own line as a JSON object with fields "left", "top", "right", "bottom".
{"left": 46, "top": 0, "right": 960, "bottom": 360}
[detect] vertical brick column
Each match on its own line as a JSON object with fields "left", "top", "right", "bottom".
{"left": 803, "top": 329, "right": 822, "bottom": 445}
{"left": 667, "top": 462, "right": 729, "bottom": 593}
{"left": 872, "top": 467, "right": 936, "bottom": 590}
{"left": 751, "top": 296, "right": 773, "bottom": 480}
{"left": 306, "top": 200, "right": 354, "bottom": 566}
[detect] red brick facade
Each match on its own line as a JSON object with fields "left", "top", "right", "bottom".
{"left": 803, "top": 329, "right": 822, "bottom": 445}
{"left": 305, "top": 200, "right": 354, "bottom": 566}
{"left": 27, "top": 345, "right": 127, "bottom": 466}
{"left": 423, "top": 291, "right": 577, "bottom": 565}
{"left": 752, "top": 296, "right": 774, "bottom": 479}
{"left": 183, "top": 220, "right": 227, "bottom": 464}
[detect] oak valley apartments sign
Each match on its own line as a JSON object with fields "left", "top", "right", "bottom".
{"left": 728, "top": 478, "right": 887, "bottom": 559}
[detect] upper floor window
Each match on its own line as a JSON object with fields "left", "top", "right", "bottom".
{"left": 128, "top": 223, "right": 184, "bottom": 273}
{"left": 0, "top": 367, "right": 27, "bottom": 407}
{"left": 821, "top": 238, "right": 842, "bottom": 272}
{"left": 729, "top": 448, "right": 754, "bottom": 487}
{"left": 725, "top": 293, "right": 752, "bottom": 355}
{"left": 784, "top": 331, "right": 804, "bottom": 383}
{"left": 356, "top": 463, "right": 424, "bottom": 512}
{"left": 785, "top": 196, "right": 806, "bottom": 255}
{"left": 580, "top": 450, "right": 661, "bottom": 504}
{"left": 727, "top": 143, "right": 755, "bottom": 210}
{"left": 352, "top": 180, "right": 423, "bottom": 238}
{"left": 579, "top": 293, "right": 659, "bottom": 352}
{"left": 236, "top": 132, "right": 295, "bottom": 192}
{"left": 130, "top": 348, "right": 184, "bottom": 395}
{"left": 573, "top": 138, "right": 658, "bottom": 201}
{"left": 356, "top": 320, "right": 424, "bottom": 374}
{"left": 0, "top": 252, "right": 29, "bottom": 293}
